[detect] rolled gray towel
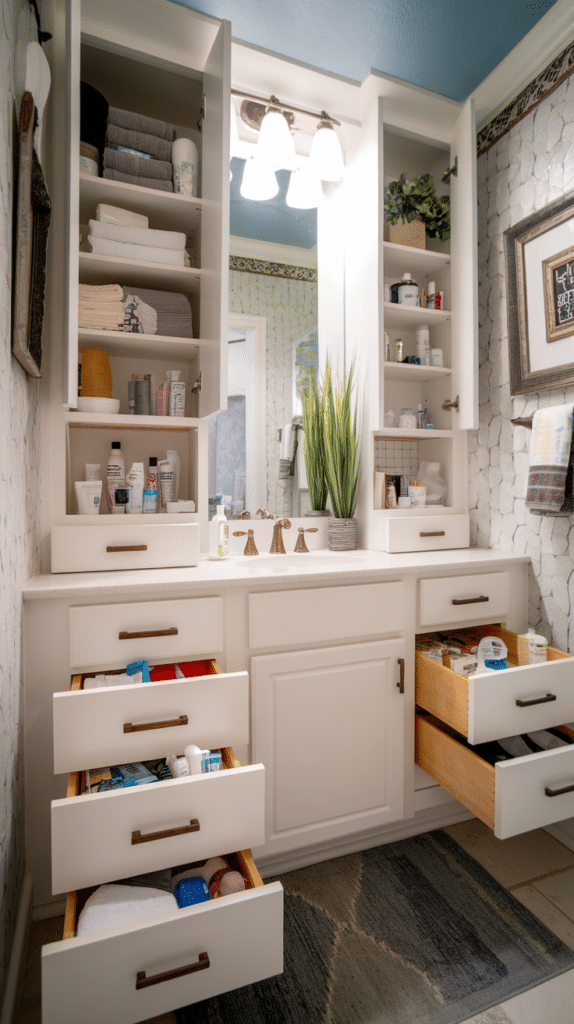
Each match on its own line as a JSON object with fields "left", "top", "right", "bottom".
{"left": 103, "top": 168, "right": 174, "bottom": 192}
{"left": 103, "top": 147, "right": 172, "bottom": 181}
{"left": 106, "top": 122, "right": 172, "bottom": 161}
{"left": 108, "top": 106, "right": 174, "bottom": 141}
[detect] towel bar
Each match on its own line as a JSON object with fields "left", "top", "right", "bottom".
{"left": 510, "top": 416, "right": 533, "bottom": 428}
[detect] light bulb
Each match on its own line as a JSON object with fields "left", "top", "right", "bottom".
{"left": 286, "top": 163, "right": 323, "bottom": 209}
{"left": 257, "top": 107, "right": 296, "bottom": 170}
{"left": 240, "top": 156, "right": 279, "bottom": 201}
{"left": 310, "top": 121, "right": 345, "bottom": 182}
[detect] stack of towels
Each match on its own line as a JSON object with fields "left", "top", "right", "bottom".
{"left": 103, "top": 106, "right": 175, "bottom": 192}
{"left": 87, "top": 219, "right": 188, "bottom": 267}
{"left": 78, "top": 283, "right": 124, "bottom": 331}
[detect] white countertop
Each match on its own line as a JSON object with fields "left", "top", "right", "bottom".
{"left": 22, "top": 547, "right": 530, "bottom": 600}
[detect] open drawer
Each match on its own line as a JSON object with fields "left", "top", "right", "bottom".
{"left": 42, "top": 850, "right": 283, "bottom": 1024}
{"left": 416, "top": 711, "right": 574, "bottom": 839}
{"left": 53, "top": 660, "right": 247, "bottom": 774}
{"left": 416, "top": 625, "right": 574, "bottom": 744}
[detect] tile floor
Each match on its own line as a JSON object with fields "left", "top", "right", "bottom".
{"left": 15, "top": 820, "right": 574, "bottom": 1024}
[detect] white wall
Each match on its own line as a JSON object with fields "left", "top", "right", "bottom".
{"left": 471, "top": 72, "right": 574, "bottom": 651}
{"left": 0, "top": 0, "right": 42, "bottom": 989}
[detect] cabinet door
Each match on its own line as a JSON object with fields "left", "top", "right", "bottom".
{"left": 449, "top": 97, "right": 478, "bottom": 430}
{"left": 251, "top": 638, "right": 406, "bottom": 858}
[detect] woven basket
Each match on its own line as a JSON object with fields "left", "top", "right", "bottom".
{"left": 81, "top": 348, "right": 113, "bottom": 397}
{"left": 388, "top": 218, "right": 426, "bottom": 249}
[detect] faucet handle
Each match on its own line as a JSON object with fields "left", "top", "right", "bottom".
{"left": 233, "top": 530, "right": 259, "bottom": 556}
{"left": 294, "top": 527, "right": 318, "bottom": 553}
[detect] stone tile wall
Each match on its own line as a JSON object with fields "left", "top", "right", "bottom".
{"left": 1, "top": 0, "right": 42, "bottom": 991}
{"left": 471, "top": 73, "right": 574, "bottom": 651}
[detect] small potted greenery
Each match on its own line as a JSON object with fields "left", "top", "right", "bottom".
{"left": 322, "top": 359, "right": 361, "bottom": 550}
{"left": 384, "top": 172, "right": 450, "bottom": 248}
{"left": 301, "top": 378, "right": 330, "bottom": 516}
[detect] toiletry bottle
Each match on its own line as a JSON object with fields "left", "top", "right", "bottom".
{"left": 415, "top": 325, "right": 430, "bottom": 366}
{"left": 143, "top": 456, "right": 158, "bottom": 513}
{"left": 169, "top": 372, "right": 186, "bottom": 417}
{"left": 158, "top": 459, "right": 176, "bottom": 510}
{"left": 126, "top": 462, "right": 144, "bottom": 513}
{"left": 156, "top": 373, "right": 171, "bottom": 417}
{"left": 106, "top": 441, "right": 125, "bottom": 512}
{"left": 427, "top": 281, "right": 436, "bottom": 310}
{"left": 397, "top": 272, "right": 418, "bottom": 306}
{"left": 166, "top": 449, "right": 181, "bottom": 499}
{"left": 209, "top": 505, "right": 229, "bottom": 559}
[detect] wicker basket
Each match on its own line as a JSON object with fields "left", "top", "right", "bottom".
{"left": 81, "top": 348, "right": 112, "bottom": 397}
{"left": 388, "top": 218, "right": 426, "bottom": 249}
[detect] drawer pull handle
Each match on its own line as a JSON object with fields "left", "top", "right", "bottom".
{"left": 451, "top": 596, "right": 489, "bottom": 606}
{"left": 124, "top": 714, "right": 188, "bottom": 733}
{"left": 136, "top": 952, "right": 210, "bottom": 989}
{"left": 545, "top": 782, "right": 574, "bottom": 798}
{"left": 516, "top": 693, "right": 557, "bottom": 708}
{"left": 106, "top": 544, "right": 148, "bottom": 552}
{"left": 119, "top": 627, "right": 178, "bottom": 640}
{"left": 420, "top": 531, "right": 446, "bottom": 537}
{"left": 131, "top": 818, "right": 200, "bottom": 845}
{"left": 397, "top": 658, "right": 405, "bottom": 694}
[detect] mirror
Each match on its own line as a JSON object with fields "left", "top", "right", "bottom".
{"left": 208, "top": 158, "right": 319, "bottom": 519}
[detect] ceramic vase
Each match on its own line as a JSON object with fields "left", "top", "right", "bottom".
{"left": 327, "top": 516, "right": 358, "bottom": 550}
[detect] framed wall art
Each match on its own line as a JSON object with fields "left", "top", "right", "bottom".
{"left": 504, "top": 186, "right": 574, "bottom": 395}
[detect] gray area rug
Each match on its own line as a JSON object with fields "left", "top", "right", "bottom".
{"left": 176, "top": 830, "right": 574, "bottom": 1024}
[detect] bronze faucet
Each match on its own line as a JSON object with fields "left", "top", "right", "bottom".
{"left": 270, "top": 518, "right": 291, "bottom": 553}
{"left": 294, "top": 527, "right": 318, "bottom": 552}
{"left": 233, "top": 529, "right": 259, "bottom": 555}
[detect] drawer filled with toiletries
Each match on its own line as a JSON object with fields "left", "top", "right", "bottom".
{"left": 415, "top": 624, "right": 574, "bottom": 839}
{"left": 43, "top": 658, "right": 283, "bottom": 1024}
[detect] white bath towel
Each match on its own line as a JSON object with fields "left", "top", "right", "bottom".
{"left": 88, "top": 219, "right": 186, "bottom": 251}
{"left": 526, "top": 404, "right": 574, "bottom": 515}
{"left": 88, "top": 235, "right": 186, "bottom": 266}
{"left": 76, "top": 884, "right": 178, "bottom": 935}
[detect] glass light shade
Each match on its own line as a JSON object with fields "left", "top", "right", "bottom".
{"left": 240, "top": 156, "right": 279, "bottom": 201}
{"left": 310, "top": 122, "right": 345, "bottom": 182}
{"left": 286, "top": 164, "right": 323, "bottom": 209}
{"left": 257, "top": 108, "right": 296, "bottom": 169}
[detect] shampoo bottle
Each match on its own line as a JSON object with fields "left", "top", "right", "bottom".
{"left": 143, "top": 456, "right": 158, "bottom": 513}
{"left": 209, "top": 505, "right": 229, "bottom": 559}
{"left": 166, "top": 449, "right": 181, "bottom": 499}
{"left": 126, "top": 462, "right": 144, "bottom": 513}
{"left": 106, "top": 441, "right": 125, "bottom": 512}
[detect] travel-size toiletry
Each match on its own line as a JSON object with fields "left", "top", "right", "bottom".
{"left": 209, "top": 505, "right": 229, "bottom": 559}
{"left": 106, "top": 441, "right": 125, "bottom": 512}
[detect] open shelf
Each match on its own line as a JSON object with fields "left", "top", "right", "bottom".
{"left": 383, "top": 302, "right": 450, "bottom": 330}
{"left": 383, "top": 241, "right": 450, "bottom": 280}
{"left": 77, "top": 329, "right": 203, "bottom": 362}
{"left": 79, "top": 173, "right": 203, "bottom": 234}
{"left": 66, "top": 412, "right": 200, "bottom": 429}
{"left": 383, "top": 362, "right": 451, "bottom": 383}
{"left": 78, "top": 252, "right": 202, "bottom": 291}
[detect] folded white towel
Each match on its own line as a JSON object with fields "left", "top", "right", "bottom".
{"left": 88, "top": 219, "right": 186, "bottom": 251}
{"left": 88, "top": 236, "right": 186, "bottom": 266}
{"left": 297, "top": 431, "right": 309, "bottom": 490}
{"left": 77, "top": 884, "right": 178, "bottom": 935}
{"left": 280, "top": 422, "right": 297, "bottom": 462}
{"left": 78, "top": 283, "right": 124, "bottom": 300}
{"left": 526, "top": 404, "right": 574, "bottom": 515}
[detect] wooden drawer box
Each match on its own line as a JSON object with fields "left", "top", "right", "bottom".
{"left": 69, "top": 597, "right": 223, "bottom": 671}
{"left": 42, "top": 849, "right": 283, "bottom": 1024}
{"left": 382, "top": 513, "right": 469, "bottom": 554}
{"left": 419, "top": 572, "right": 509, "bottom": 628}
{"left": 416, "top": 711, "right": 574, "bottom": 839}
{"left": 416, "top": 625, "right": 574, "bottom": 745}
{"left": 51, "top": 520, "right": 199, "bottom": 574}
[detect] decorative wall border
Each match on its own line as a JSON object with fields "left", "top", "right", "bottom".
{"left": 477, "top": 37, "right": 574, "bottom": 157}
{"left": 229, "top": 254, "right": 317, "bottom": 282}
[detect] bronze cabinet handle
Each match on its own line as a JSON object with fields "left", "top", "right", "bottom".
{"left": 124, "top": 714, "right": 188, "bottom": 733}
{"left": 119, "top": 627, "right": 178, "bottom": 640}
{"left": 419, "top": 531, "right": 446, "bottom": 537}
{"left": 396, "top": 658, "right": 405, "bottom": 694}
{"left": 106, "top": 544, "right": 148, "bottom": 552}
{"left": 136, "top": 952, "right": 210, "bottom": 989}
{"left": 545, "top": 782, "right": 574, "bottom": 798}
{"left": 516, "top": 694, "right": 556, "bottom": 708}
{"left": 131, "top": 818, "right": 200, "bottom": 845}
{"left": 451, "top": 596, "right": 489, "bottom": 605}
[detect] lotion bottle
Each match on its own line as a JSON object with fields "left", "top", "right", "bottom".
{"left": 209, "top": 505, "right": 229, "bottom": 559}
{"left": 106, "top": 441, "right": 125, "bottom": 513}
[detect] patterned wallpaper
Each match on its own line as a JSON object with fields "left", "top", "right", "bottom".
{"left": 471, "top": 70, "right": 574, "bottom": 652}
{"left": 1, "top": 0, "right": 42, "bottom": 991}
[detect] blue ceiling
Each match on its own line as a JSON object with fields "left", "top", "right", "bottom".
{"left": 173, "top": 0, "right": 558, "bottom": 103}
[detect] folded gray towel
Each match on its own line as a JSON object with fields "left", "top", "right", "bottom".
{"left": 103, "top": 168, "right": 174, "bottom": 192}
{"left": 103, "top": 147, "right": 172, "bottom": 181}
{"left": 106, "top": 122, "right": 172, "bottom": 161}
{"left": 122, "top": 286, "right": 193, "bottom": 337}
{"left": 108, "top": 106, "right": 174, "bottom": 141}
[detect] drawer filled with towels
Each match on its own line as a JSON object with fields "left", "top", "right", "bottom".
{"left": 415, "top": 624, "right": 574, "bottom": 839}
{"left": 43, "top": 661, "right": 283, "bottom": 1024}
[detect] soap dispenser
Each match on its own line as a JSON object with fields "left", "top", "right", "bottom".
{"left": 209, "top": 505, "right": 229, "bottom": 560}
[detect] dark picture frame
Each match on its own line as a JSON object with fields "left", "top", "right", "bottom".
{"left": 504, "top": 186, "right": 574, "bottom": 395}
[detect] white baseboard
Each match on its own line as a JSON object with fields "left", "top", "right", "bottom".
{"left": 1, "top": 872, "right": 33, "bottom": 1024}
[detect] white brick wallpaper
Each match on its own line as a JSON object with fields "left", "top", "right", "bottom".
{"left": 471, "top": 73, "right": 574, "bottom": 652}
{"left": 1, "top": 0, "right": 42, "bottom": 988}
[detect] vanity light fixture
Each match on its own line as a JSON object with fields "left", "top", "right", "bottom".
{"left": 240, "top": 155, "right": 279, "bottom": 201}
{"left": 257, "top": 98, "right": 297, "bottom": 170}
{"left": 286, "top": 163, "right": 324, "bottom": 210}
{"left": 309, "top": 113, "right": 345, "bottom": 182}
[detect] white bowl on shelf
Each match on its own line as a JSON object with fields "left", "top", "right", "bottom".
{"left": 76, "top": 397, "right": 120, "bottom": 413}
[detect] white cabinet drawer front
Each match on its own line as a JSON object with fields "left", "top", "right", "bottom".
{"left": 53, "top": 671, "right": 249, "bottom": 774}
{"left": 51, "top": 522, "right": 199, "bottom": 573}
{"left": 249, "top": 581, "right": 404, "bottom": 649}
{"left": 383, "top": 514, "right": 469, "bottom": 553}
{"left": 51, "top": 765, "right": 265, "bottom": 894}
{"left": 42, "top": 881, "right": 283, "bottom": 1024}
{"left": 419, "top": 572, "right": 509, "bottom": 627}
{"left": 416, "top": 714, "right": 574, "bottom": 839}
{"left": 69, "top": 597, "right": 223, "bottom": 670}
